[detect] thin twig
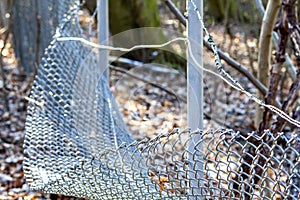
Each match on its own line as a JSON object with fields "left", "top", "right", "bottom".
{"left": 273, "top": 76, "right": 300, "bottom": 132}
{"left": 260, "top": 0, "right": 296, "bottom": 133}
{"left": 110, "top": 65, "right": 187, "bottom": 103}
{"left": 254, "top": 0, "right": 266, "bottom": 16}
{"left": 272, "top": 1, "right": 300, "bottom": 132}
{"left": 254, "top": 0, "right": 297, "bottom": 81}
{"left": 111, "top": 60, "right": 249, "bottom": 130}
{"left": 164, "top": 0, "right": 186, "bottom": 26}
{"left": 164, "top": 0, "right": 270, "bottom": 100}
{"left": 204, "top": 40, "right": 269, "bottom": 99}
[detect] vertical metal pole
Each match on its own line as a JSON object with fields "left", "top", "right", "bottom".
{"left": 97, "top": 0, "right": 109, "bottom": 78}
{"left": 187, "top": 0, "right": 203, "bottom": 198}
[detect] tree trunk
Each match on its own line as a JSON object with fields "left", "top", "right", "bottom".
{"left": 109, "top": 0, "right": 187, "bottom": 67}
{"left": 0, "top": 0, "right": 14, "bottom": 34}
{"left": 255, "top": 0, "right": 281, "bottom": 128}
{"left": 12, "top": 0, "right": 73, "bottom": 75}
{"left": 108, "top": 0, "right": 162, "bottom": 62}
{"left": 206, "top": 0, "right": 239, "bottom": 22}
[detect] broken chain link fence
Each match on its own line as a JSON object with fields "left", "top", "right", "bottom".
{"left": 23, "top": 0, "right": 300, "bottom": 199}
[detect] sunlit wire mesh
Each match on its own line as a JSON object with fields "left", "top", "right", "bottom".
{"left": 23, "top": 0, "right": 300, "bottom": 199}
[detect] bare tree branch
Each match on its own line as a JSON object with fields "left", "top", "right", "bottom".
{"left": 110, "top": 65, "right": 187, "bottom": 103}
{"left": 254, "top": 0, "right": 266, "bottom": 16}
{"left": 258, "top": 0, "right": 291, "bottom": 133}
{"left": 164, "top": 0, "right": 269, "bottom": 99}
{"left": 254, "top": 0, "right": 297, "bottom": 80}
{"left": 272, "top": 0, "right": 300, "bottom": 133}
{"left": 255, "top": 0, "right": 281, "bottom": 128}
{"left": 164, "top": 0, "right": 186, "bottom": 26}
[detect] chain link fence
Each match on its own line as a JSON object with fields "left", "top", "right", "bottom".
{"left": 22, "top": 0, "right": 300, "bottom": 199}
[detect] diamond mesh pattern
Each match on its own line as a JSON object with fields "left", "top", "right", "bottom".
{"left": 23, "top": 1, "right": 300, "bottom": 199}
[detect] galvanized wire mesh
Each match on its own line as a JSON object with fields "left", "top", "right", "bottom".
{"left": 24, "top": 124, "right": 300, "bottom": 199}
{"left": 23, "top": 1, "right": 300, "bottom": 199}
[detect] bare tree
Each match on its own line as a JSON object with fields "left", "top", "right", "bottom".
{"left": 255, "top": 0, "right": 281, "bottom": 128}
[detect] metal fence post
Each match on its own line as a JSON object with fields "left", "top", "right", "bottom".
{"left": 187, "top": 0, "right": 203, "bottom": 198}
{"left": 97, "top": 0, "right": 109, "bottom": 78}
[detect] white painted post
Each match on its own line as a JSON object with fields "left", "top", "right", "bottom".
{"left": 97, "top": 0, "right": 109, "bottom": 78}
{"left": 187, "top": 0, "right": 203, "bottom": 198}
